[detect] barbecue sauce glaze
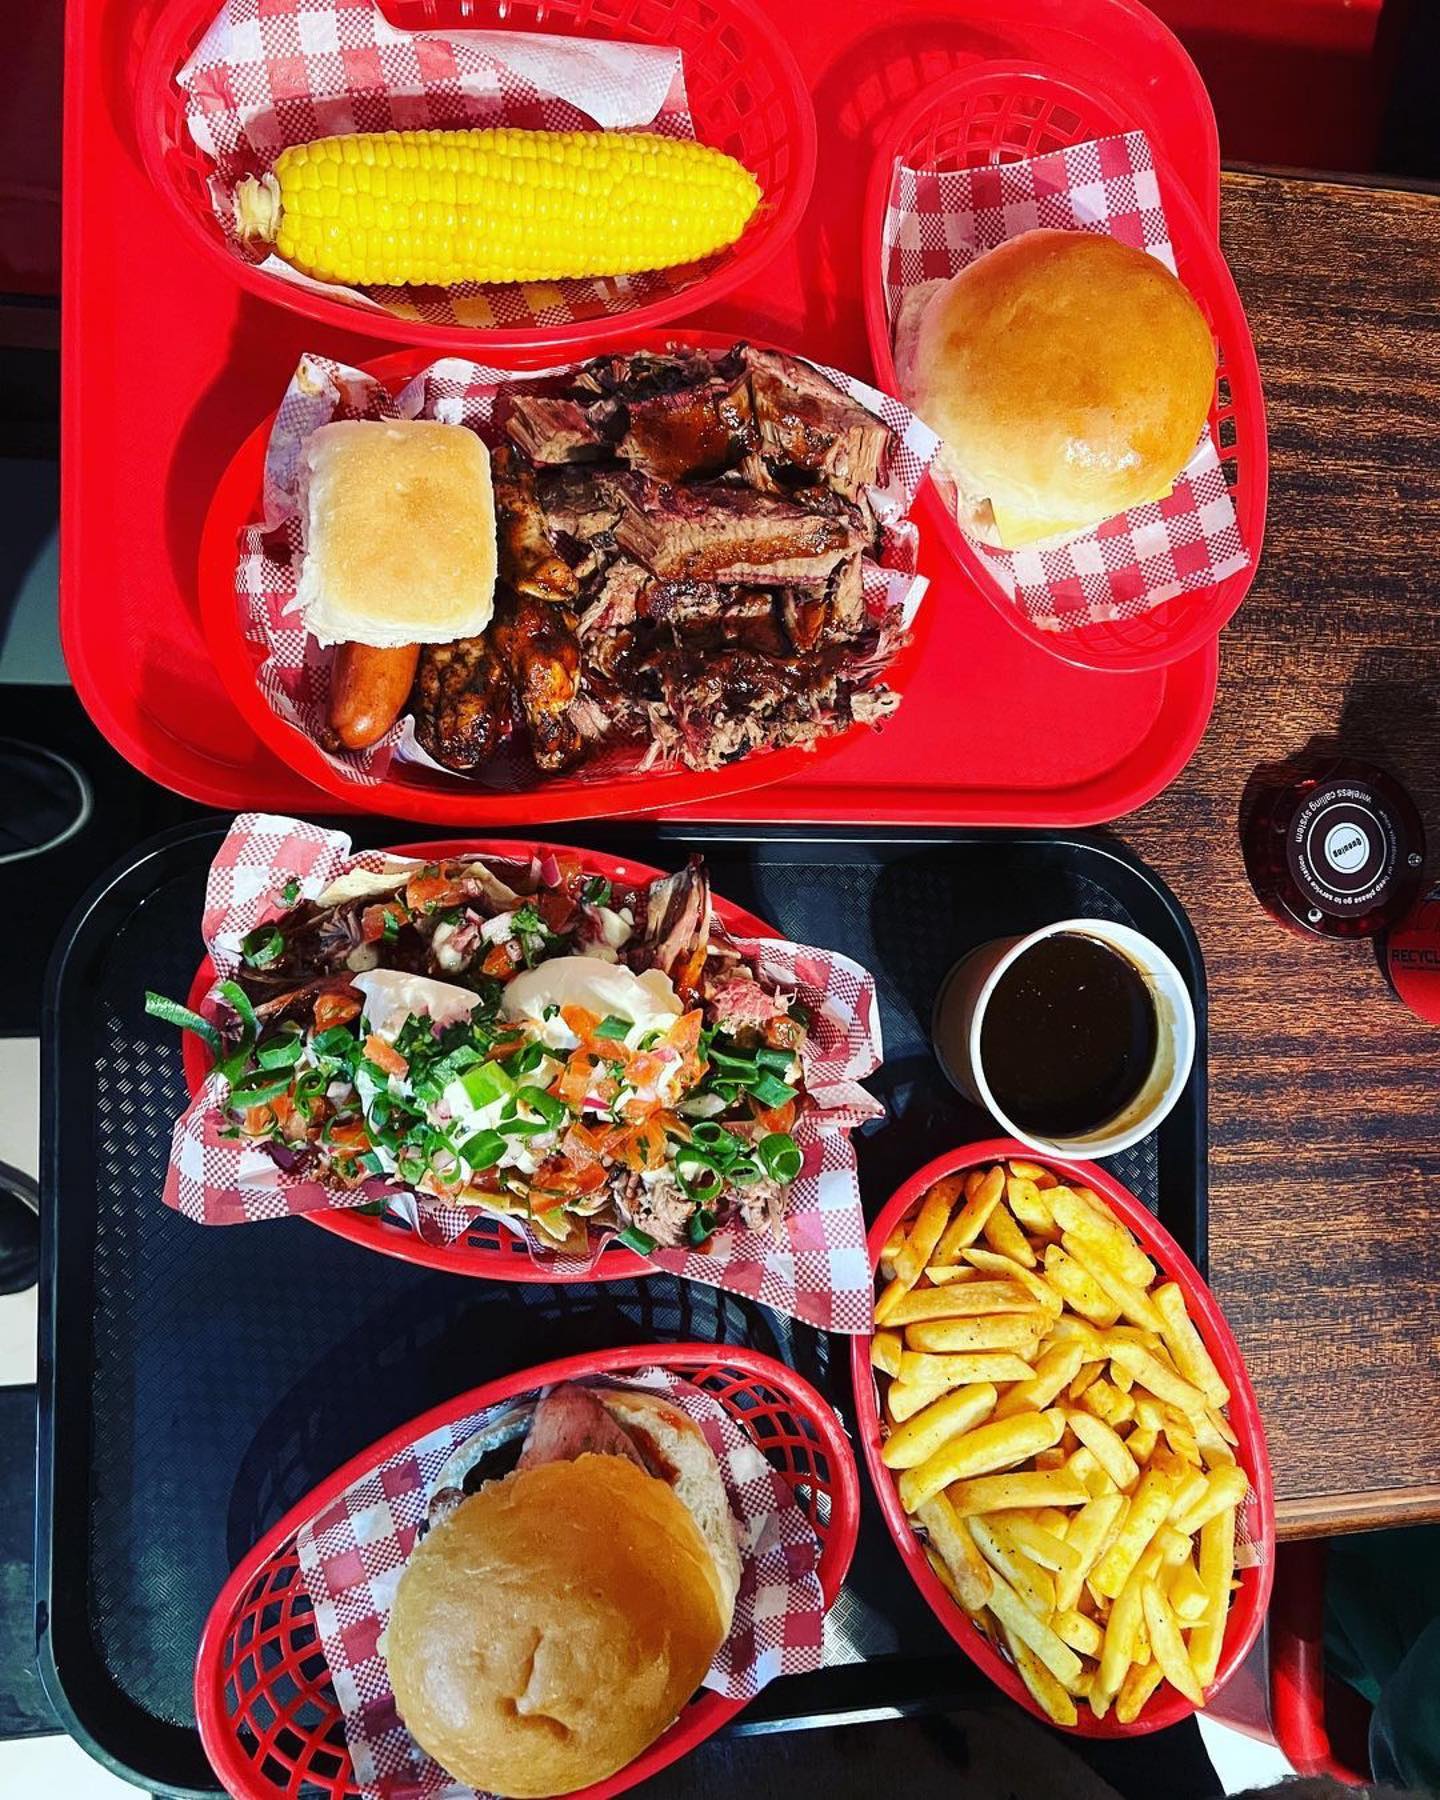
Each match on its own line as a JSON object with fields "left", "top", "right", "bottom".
{"left": 980, "top": 933, "right": 1158, "bottom": 1137}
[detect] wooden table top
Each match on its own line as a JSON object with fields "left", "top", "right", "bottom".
{"left": 1122, "top": 170, "right": 1440, "bottom": 1540}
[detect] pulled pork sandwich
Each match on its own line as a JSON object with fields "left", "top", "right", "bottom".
{"left": 385, "top": 1382, "right": 742, "bottom": 1798}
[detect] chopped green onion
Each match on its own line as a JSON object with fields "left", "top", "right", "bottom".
{"left": 496, "top": 1116, "right": 549, "bottom": 1138}
{"left": 582, "top": 876, "right": 612, "bottom": 907}
{"left": 687, "top": 1207, "right": 719, "bottom": 1247}
{"left": 726, "top": 1154, "right": 763, "bottom": 1186}
{"left": 788, "top": 1002, "right": 812, "bottom": 1030}
{"left": 292, "top": 1069, "right": 328, "bottom": 1108}
{"left": 312, "top": 1026, "right": 358, "bottom": 1061}
{"left": 397, "top": 1153, "right": 427, "bottom": 1185}
{"left": 143, "top": 992, "right": 221, "bottom": 1055}
{"left": 756, "top": 1045, "right": 796, "bottom": 1074}
{"left": 675, "top": 1147, "right": 724, "bottom": 1203}
{"left": 594, "top": 1015, "right": 631, "bottom": 1041}
{"left": 256, "top": 1031, "right": 305, "bottom": 1070}
{"left": 690, "top": 1122, "right": 742, "bottom": 1163}
{"left": 750, "top": 1072, "right": 798, "bottom": 1110}
{"left": 542, "top": 1003, "right": 560, "bottom": 1022}
{"left": 457, "top": 1059, "right": 516, "bottom": 1110}
{"left": 280, "top": 878, "right": 300, "bottom": 905}
{"left": 616, "top": 1224, "right": 656, "bottom": 1255}
{"left": 709, "top": 1047, "right": 759, "bottom": 1078}
{"left": 519, "top": 1087, "right": 568, "bottom": 1128}
{"left": 239, "top": 925, "right": 286, "bottom": 969}
{"left": 381, "top": 909, "right": 400, "bottom": 942}
{"left": 759, "top": 1132, "right": 802, "bottom": 1184}
{"left": 215, "top": 979, "right": 260, "bottom": 1045}
{"left": 358, "top": 1150, "right": 386, "bottom": 1177}
{"left": 227, "top": 1072, "right": 293, "bottom": 1110}
{"left": 460, "top": 1129, "right": 506, "bottom": 1171}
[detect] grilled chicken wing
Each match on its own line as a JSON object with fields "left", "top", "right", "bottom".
{"left": 492, "top": 443, "right": 580, "bottom": 605}
{"left": 413, "top": 635, "right": 515, "bottom": 771}
{"left": 492, "top": 589, "right": 584, "bottom": 773}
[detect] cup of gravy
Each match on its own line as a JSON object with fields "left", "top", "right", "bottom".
{"left": 932, "top": 920, "right": 1196, "bottom": 1158}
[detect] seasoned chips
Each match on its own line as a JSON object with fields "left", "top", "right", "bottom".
{"left": 868, "top": 1158, "right": 1252, "bottom": 1728}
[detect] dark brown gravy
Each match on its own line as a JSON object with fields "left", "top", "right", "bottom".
{"left": 980, "top": 933, "right": 1158, "bottom": 1137}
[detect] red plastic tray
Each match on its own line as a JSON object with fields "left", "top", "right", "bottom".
{"left": 850, "top": 1139, "right": 1276, "bottom": 1737}
{"left": 195, "top": 1343, "right": 861, "bottom": 1799}
{"left": 136, "top": 0, "right": 818, "bottom": 357}
{"left": 179, "top": 837, "right": 780, "bottom": 1279}
{"left": 197, "top": 331, "right": 935, "bottom": 825}
{"left": 64, "top": 0, "right": 1222, "bottom": 826}
{"left": 861, "top": 64, "right": 1268, "bottom": 675}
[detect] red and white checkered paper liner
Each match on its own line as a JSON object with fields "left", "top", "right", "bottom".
{"left": 295, "top": 1367, "right": 827, "bottom": 1800}
{"left": 162, "top": 815, "right": 886, "bottom": 1333}
{"left": 236, "top": 351, "right": 938, "bottom": 793}
{"left": 176, "top": 0, "right": 710, "bottom": 330}
{"left": 883, "top": 130, "right": 1250, "bottom": 632}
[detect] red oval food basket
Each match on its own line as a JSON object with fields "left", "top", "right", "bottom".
{"left": 197, "top": 329, "right": 935, "bottom": 826}
{"left": 862, "top": 63, "right": 1268, "bottom": 676}
{"left": 850, "top": 1139, "right": 1275, "bottom": 1738}
{"left": 195, "top": 1343, "right": 860, "bottom": 1799}
{"left": 181, "top": 837, "right": 780, "bottom": 1282}
{"left": 135, "top": 0, "right": 816, "bottom": 355}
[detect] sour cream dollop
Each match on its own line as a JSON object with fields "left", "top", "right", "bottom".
{"left": 349, "top": 970, "right": 483, "bottom": 1042}
{"left": 500, "top": 956, "right": 682, "bottom": 1051}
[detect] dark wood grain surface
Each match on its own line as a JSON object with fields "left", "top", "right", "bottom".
{"left": 1121, "top": 172, "right": 1440, "bottom": 1539}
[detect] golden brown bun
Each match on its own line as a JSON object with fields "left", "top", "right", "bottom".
{"left": 385, "top": 1454, "right": 727, "bottom": 1797}
{"left": 901, "top": 230, "right": 1216, "bottom": 548}
{"left": 599, "top": 1390, "right": 742, "bottom": 1631}
{"left": 297, "top": 419, "right": 497, "bottom": 647}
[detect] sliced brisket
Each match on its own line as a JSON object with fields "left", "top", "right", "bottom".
{"left": 613, "top": 476, "right": 865, "bottom": 585}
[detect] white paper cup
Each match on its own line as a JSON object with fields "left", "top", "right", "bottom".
{"left": 931, "top": 919, "right": 1196, "bottom": 1159}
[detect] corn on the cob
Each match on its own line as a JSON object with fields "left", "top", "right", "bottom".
{"left": 233, "top": 128, "right": 762, "bottom": 287}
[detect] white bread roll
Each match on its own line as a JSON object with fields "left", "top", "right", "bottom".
{"left": 897, "top": 229, "right": 1217, "bottom": 549}
{"left": 296, "top": 419, "right": 497, "bottom": 647}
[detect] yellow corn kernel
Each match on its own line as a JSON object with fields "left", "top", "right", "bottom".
{"left": 235, "top": 128, "right": 761, "bottom": 287}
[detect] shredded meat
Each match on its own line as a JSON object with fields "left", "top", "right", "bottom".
{"left": 637, "top": 857, "right": 712, "bottom": 1000}
{"left": 503, "top": 394, "right": 606, "bottom": 464}
{"left": 404, "top": 346, "right": 902, "bottom": 778}
{"left": 621, "top": 1169, "right": 696, "bottom": 1249}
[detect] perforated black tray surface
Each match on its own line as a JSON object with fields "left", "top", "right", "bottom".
{"left": 38, "top": 822, "right": 1207, "bottom": 1795}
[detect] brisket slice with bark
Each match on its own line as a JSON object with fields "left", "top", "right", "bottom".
{"left": 742, "top": 344, "right": 892, "bottom": 501}
{"left": 503, "top": 394, "right": 608, "bottom": 464}
{"left": 612, "top": 476, "right": 865, "bottom": 585}
{"left": 616, "top": 369, "right": 755, "bottom": 483}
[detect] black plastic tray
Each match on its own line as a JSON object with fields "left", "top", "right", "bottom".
{"left": 38, "top": 821, "right": 1208, "bottom": 1796}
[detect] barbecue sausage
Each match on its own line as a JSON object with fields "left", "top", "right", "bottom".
{"left": 327, "top": 642, "right": 420, "bottom": 749}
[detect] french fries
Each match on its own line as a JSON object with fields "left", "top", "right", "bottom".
{"left": 868, "top": 1160, "right": 1253, "bottom": 1729}
{"left": 946, "top": 1471, "right": 1089, "bottom": 1515}
{"left": 915, "top": 1493, "right": 992, "bottom": 1610}
{"left": 881, "top": 1382, "right": 997, "bottom": 1469}
{"left": 898, "top": 1409, "right": 1065, "bottom": 1512}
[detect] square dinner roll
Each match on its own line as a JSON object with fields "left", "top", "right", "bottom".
{"left": 296, "top": 419, "right": 497, "bottom": 648}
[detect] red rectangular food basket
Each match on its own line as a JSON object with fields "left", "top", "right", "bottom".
{"left": 64, "top": 0, "right": 1228, "bottom": 825}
